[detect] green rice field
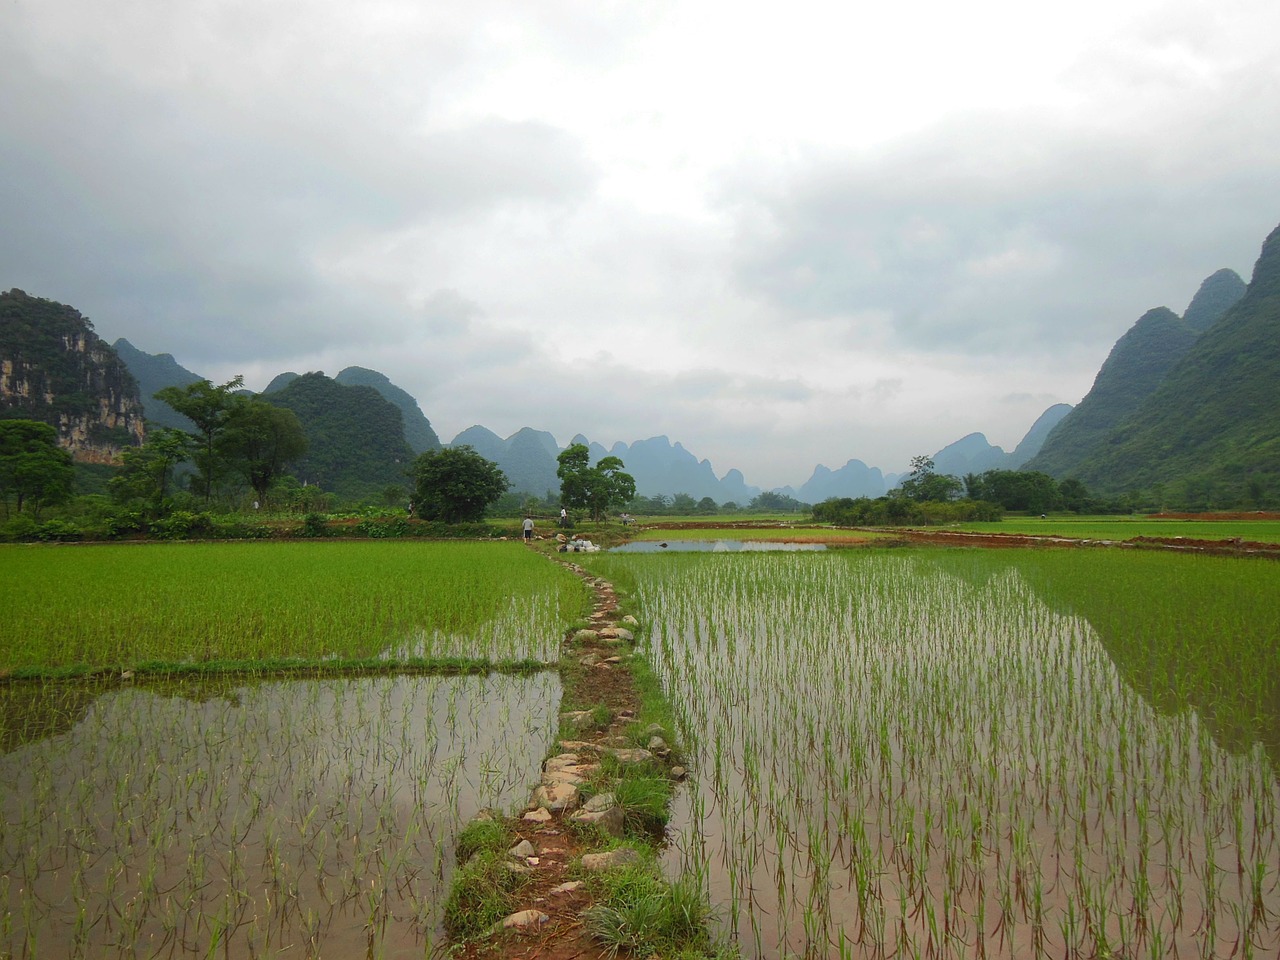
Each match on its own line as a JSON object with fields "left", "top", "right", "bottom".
{"left": 927, "top": 517, "right": 1280, "bottom": 544}
{"left": 0, "top": 541, "right": 584, "bottom": 958}
{"left": 0, "top": 541, "right": 590, "bottom": 672}
{"left": 582, "top": 548, "right": 1280, "bottom": 959}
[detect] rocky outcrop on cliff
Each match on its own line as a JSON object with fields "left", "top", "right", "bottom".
{"left": 0, "top": 289, "right": 145, "bottom": 462}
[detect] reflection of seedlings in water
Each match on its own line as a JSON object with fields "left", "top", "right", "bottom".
{"left": 580, "top": 550, "right": 1280, "bottom": 960}
{"left": 0, "top": 672, "right": 559, "bottom": 958}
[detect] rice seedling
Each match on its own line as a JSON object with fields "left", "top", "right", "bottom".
{"left": 0, "top": 540, "right": 589, "bottom": 956}
{"left": 582, "top": 548, "right": 1280, "bottom": 959}
{"left": 0, "top": 540, "right": 590, "bottom": 672}
{"left": 0, "top": 672, "right": 560, "bottom": 957}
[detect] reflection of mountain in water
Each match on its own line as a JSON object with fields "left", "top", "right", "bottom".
{"left": 926, "top": 549, "right": 1280, "bottom": 767}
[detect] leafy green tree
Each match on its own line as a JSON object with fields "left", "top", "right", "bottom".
{"left": 218, "top": 400, "right": 308, "bottom": 504}
{"left": 898, "top": 455, "right": 962, "bottom": 502}
{"left": 109, "top": 427, "right": 191, "bottom": 514}
{"left": 967, "top": 469, "right": 1062, "bottom": 513}
{"left": 696, "top": 496, "right": 718, "bottom": 514}
{"left": 153, "top": 376, "right": 245, "bottom": 501}
{"left": 749, "top": 491, "right": 809, "bottom": 513}
{"left": 413, "top": 445, "right": 509, "bottom": 523}
{"left": 671, "top": 493, "right": 697, "bottom": 514}
{"left": 556, "top": 443, "right": 636, "bottom": 521}
{"left": 0, "top": 419, "right": 74, "bottom": 517}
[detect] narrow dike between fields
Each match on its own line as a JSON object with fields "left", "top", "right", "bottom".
{"left": 442, "top": 553, "right": 715, "bottom": 960}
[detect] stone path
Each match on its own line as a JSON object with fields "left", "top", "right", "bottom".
{"left": 449, "top": 557, "right": 683, "bottom": 960}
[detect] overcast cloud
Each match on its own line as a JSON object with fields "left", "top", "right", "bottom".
{"left": 3, "top": 0, "right": 1278, "bottom": 489}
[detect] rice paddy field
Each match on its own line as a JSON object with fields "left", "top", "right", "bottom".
{"left": 0, "top": 541, "right": 588, "bottom": 959}
{"left": 932, "top": 518, "right": 1280, "bottom": 545}
{"left": 581, "top": 548, "right": 1280, "bottom": 960}
{"left": 0, "top": 541, "right": 587, "bottom": 671}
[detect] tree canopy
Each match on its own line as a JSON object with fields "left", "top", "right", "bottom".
{"left": 557, "top": 443, "right": 636, "bottom": 521}
{"left": 0, "top": 419, "right": 74, "bottom": 517}
{"left": 412, "top": 445, "right": 509, "bottom": 523}
{"left": 219, "top": 400, "right": 308, "bottom": 503}
{"left": 897, "top": 456, "right": 962, "bottom": 503}
{"left": 153, "top": 376, "right": 245, "bottom": 501}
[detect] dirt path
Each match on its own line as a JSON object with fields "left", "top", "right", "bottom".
{"left": 451, "top": 556, "right": 651, "bottom": 960}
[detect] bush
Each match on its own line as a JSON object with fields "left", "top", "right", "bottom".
{"left": 0, "top": 514, "right": 40, "bottom": 542}
{"left": 35, "top": 519, "right": 82, "bottom": 542}
{"left": 150, "top": 510, "right": 215, "bottom": 540}
{"left": 299, "top": 513, "right": 329, "bottom": 538}
{"left": 355, "top": 517, "right": 410, "bottom": 538}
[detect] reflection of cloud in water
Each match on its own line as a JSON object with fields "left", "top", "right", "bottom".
{"left": 0, "top": 672, "right": 559, "bottom": 957}
{"left": 612, "top": 539, "right": 826, "bottom": 553}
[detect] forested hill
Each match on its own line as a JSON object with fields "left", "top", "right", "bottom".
{"left": 0, "top": 289, "right": 145, "bottom": 462}
{"left": 1058, "top": 223, "right": 1280, "bottom": 502}
{"left": 1025, "top": 307, "right": 1199, "bottom": 478}
{"left": 334, "top": 366, "right": 441, "bottom": 454}
{"left": 261, "top": 372, "right": 417, "bottom": 500}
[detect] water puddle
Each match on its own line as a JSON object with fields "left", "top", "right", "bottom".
{"left": 611, "top": 539, "right": 826, "bottom": 553}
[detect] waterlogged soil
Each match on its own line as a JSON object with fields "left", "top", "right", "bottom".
{"left": 0, "top": 672, "right": 561, "bottom": 959}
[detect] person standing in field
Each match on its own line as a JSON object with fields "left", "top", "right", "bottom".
{"left": 523, "top": 516, "right": 534, "bottom": 541}
{"left": 560, "top": 506, "right": 568, "bottom": 527}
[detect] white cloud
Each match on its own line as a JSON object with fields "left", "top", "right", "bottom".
{"left": 2, "top": 0, "right": 1279, "bottom": 489}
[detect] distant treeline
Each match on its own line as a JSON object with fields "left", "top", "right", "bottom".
{"left": 812, "top": 470, "right": 1132, "bottom": 526}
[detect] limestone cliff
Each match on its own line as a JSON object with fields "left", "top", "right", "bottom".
{"left": 0, "top": 289, "right": 145, "bottom": 462}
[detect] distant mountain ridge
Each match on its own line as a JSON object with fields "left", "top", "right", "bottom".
{"left": 112, "top": 338, "right": 203, "bottom": 431}
{"left": 447, "top": 428, "right": 761, "bottom": 503}
{"left": 9, "top": 218, "right": 1274, "bottom": 509}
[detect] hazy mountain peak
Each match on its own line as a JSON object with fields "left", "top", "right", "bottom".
{"left": 1182, "top": 268, "right": 1247, "bottom": 332}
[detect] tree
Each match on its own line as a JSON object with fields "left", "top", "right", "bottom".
{"left": 154, "top": 376, "right": 245, "bottom": 501}
{"left": 218, "top": 400, "right": 308, "bottom": 504}
{"left": 748, "top": 491, "right": 808, "bottom": 513}
{"left": 109, "top": 427, "right": 191, "bottom": 514}
{"left": 556, "top": 443, "right": 636, "bottom": 521}
{"left": 412, "top": 445, "right": 508, "bottom": 523}
{"left": 898, "top": 455, "right": 962, "bottom": 502}
{"left": 0, "top": 419, "right": 74, "bottom": 517}
{"left": 671, "top": 493, "right": 697, "bottom": 514}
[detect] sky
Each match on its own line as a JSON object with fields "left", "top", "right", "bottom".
{"left": 3, "top": 0, "right": 1279, "bottom": 489}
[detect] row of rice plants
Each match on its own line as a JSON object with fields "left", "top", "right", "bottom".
{"left": 0, "top": 541, "right": 589, "bottom": 672}
{"left": 582, "top": 549, "right": 1280, "bottom": 959}
{"left": 940, "top": 518, "right": 1280, "bottom": 544}
{"left": 0, "top": 672, "right": 559, "bottom": 958}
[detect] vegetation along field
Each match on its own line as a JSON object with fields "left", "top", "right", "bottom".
{"left": 581, "top": 548, "right": 1280, "bottom": 960}
{"left": 0, "top": 541, "right": 589, "bottom": 958}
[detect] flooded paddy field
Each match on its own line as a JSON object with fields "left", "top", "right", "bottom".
{"left": 582, "top": 549, "right": 1280, "bottom": 960}
{"left": 0, "top": 541, "right": 586, "bottom": 958}
{"left": 1, "top": 671, "right": 558, "bottom": 958}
